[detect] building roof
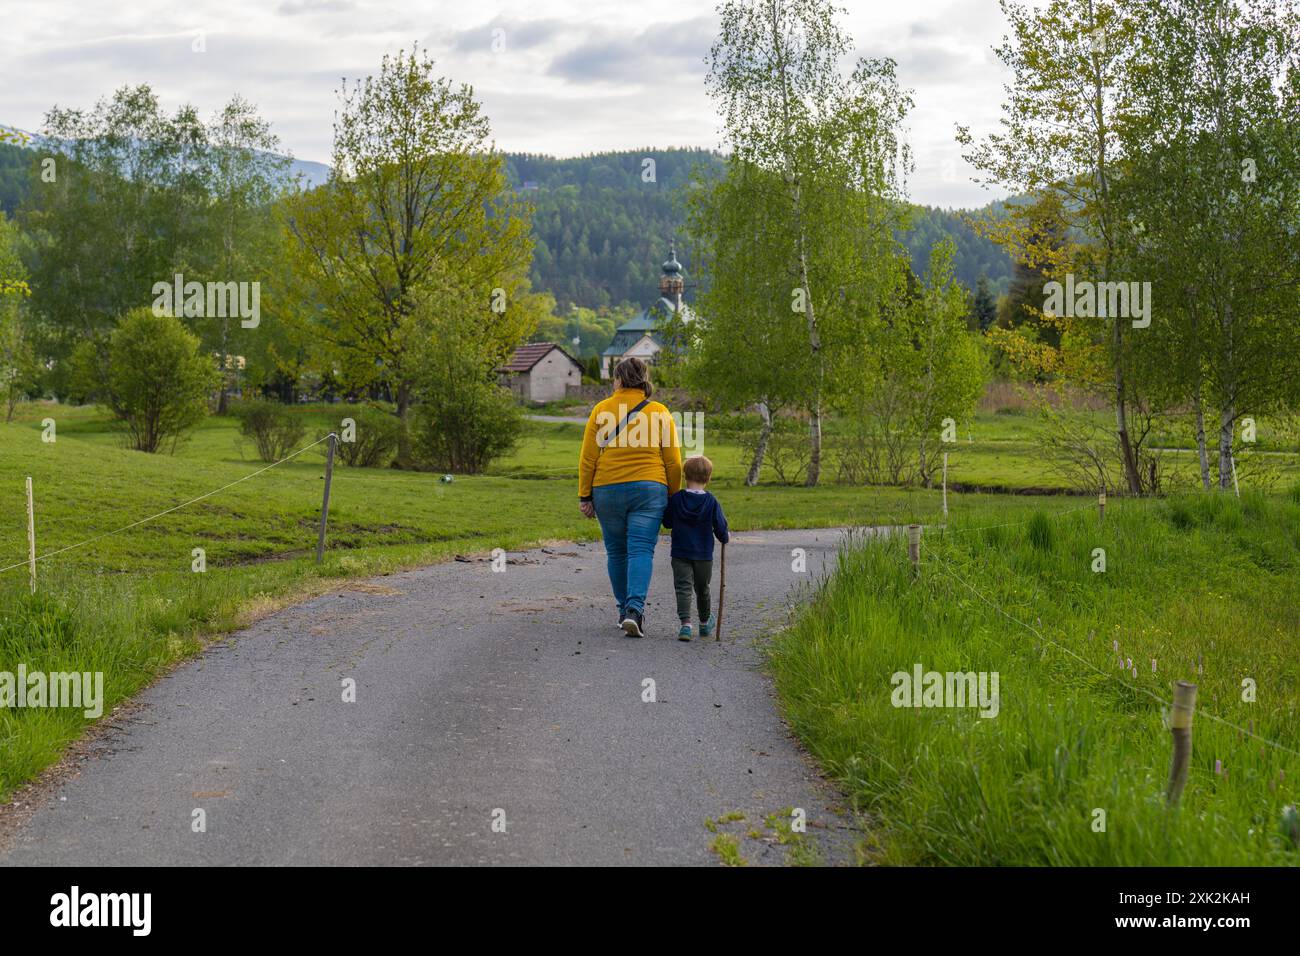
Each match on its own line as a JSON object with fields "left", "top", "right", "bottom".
{"left": 500, "top": 342, "right": 583, "bottom": 373}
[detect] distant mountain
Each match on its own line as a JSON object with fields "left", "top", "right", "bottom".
{"left": 0, "top": 123, "right": 330, "bottom": 200}
{"left": 0, "top": 130, "right": 1011, "bottom": 308}
{"left": 505, "top": 148, "right": 1012, "bottom": 309}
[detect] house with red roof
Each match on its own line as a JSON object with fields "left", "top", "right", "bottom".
{"left": 498, "top": 342, "right": 585, "bottom": 404}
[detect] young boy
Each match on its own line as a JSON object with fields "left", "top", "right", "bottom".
{"left": 661, "top": 455, "right": 729, "bottom": 641}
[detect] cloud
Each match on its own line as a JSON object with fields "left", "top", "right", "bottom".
{"left": 446, "top": 18, "right": 573, "bottom": 54}
{"left": 277, "top": 0, "right": 356, "bottom": 15}
{"left": 546, "top": 18, "right": 713, "bottom": 84}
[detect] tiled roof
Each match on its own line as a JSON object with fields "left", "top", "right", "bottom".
{"left": 501, "top": 342, "right": 582, "bottom": 373}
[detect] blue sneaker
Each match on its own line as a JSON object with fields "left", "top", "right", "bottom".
{"left": 698, "top": 616, "right": 714, "bottom": 638}
{"left": 677, "top": 623, "right": 693, "bottom": 642}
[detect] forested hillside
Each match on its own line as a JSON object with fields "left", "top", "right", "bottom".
{"left": 0, "top": 139, "right": 1011, "bottom": 310}
{"left": 504, "top": 148, "right": 1011, "bottom": 309}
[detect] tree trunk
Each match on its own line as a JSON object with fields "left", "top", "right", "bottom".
{"left": 1217, "top": 403, "right": 1235, "bottom": 490}
{"left": 1193, "top": 384, "right": 1211, "bottom": 490}
{"left": 217, "top": 316, "right": 230, "bottom": 414}
{"left": 1089, "top": 3, "right": 1141, "bottom": 497}
{"left": 395, "top": 382, "right": 412, "bottom": 468}
{"left": 1217, "top": 302, "right": 1235, "bottom": 490}
{"left": 768, "top": 2, "right": 822, "bottom": 487}
{"left": 796, "top": 238, "right": 823, "bottom": 487}
{"left": 746, "top": 402, "right": 773, "bottom": 486}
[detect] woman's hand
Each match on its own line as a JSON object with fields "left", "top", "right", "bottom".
{"left": 579, "top": 500, "right": 596, "bottom": 519}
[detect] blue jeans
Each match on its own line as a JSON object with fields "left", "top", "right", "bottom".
{"left": 592, "top": 480, "right": 667, "bottom": 616}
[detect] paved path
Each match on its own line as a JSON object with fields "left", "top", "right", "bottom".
{"left": 0, "top": 529, "right": 860, "bottom": 866}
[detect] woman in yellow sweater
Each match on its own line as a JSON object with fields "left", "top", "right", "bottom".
{"left": 578, "top": 357, "right": 682, "bottom": 637}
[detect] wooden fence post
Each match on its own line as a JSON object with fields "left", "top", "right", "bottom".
{"left": 907, "top": 524, "right": 921, "bottom": 578}
{"left": 316, "top": 434, "right": 337, "bottom": 565}
{"left": 25, "top": 476, "right": 35, "bottom": 595}
{"left": 1166, "top": 680, "right": 1198, "bottom": 805}
{"left": 1098, "top": 490, "right": 1106, "bottom": 524}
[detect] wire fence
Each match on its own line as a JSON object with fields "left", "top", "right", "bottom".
{"left": 0, "top": 434, "right": 334, "bottom": 577}
{"left": 882, "top": 494, "right": 1300, "bottom": 761}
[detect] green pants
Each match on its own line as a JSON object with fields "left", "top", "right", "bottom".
{"left": 671, "top": 556, "right": 713, "bottom": 623}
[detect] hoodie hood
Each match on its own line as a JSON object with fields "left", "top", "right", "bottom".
{"left": 676, "top": 490, "right": 711, "bottom": 520}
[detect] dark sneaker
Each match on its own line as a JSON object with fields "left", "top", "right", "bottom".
{"left": 621, "top": 609, "right": 645, "bottom": 638}
{"left": 699, "top": 615, "right": 714, "bottom": 638}
{"left": 616, "top": 607, "right": 625, "bottom": 629}
{"left": 677, "top": 623, "right": 693, "bottom": 642}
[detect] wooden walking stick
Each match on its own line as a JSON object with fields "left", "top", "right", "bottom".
{"left": 716, "top": 541, "right": 726, "bottom": 642}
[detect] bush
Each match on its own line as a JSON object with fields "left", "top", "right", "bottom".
{"left": 232, "top": 400, "right": 307, "bottom": 463}
{"left": 73, "top": 308, "right": 216, "bottom": 453}
{"left": 412, "top": 379, "right": 522, "bottom": 473}
{"left": 335, "top": 405, "right": 401, "bottom": 468}
{"left": 738, "top": 417, "right": 810, "bottom": 485}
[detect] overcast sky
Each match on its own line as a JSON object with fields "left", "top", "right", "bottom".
{"left": 0, "top": 0, "right": 1030, "bottom": 208}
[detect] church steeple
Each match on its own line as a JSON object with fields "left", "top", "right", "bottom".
{"left": 658, "top": 240, "right": 684, "bottom": 308}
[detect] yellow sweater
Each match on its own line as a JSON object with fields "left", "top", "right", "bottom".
{"left": 578, "top": 388, "right": 682, "bottom": 499}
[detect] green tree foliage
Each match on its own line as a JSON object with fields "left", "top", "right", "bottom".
{"left": 685, "top": 161, "right": 814, "bottom": 484}
{"left": 705, "top": 0, "right": 913, "bottom": 486}
{"left": 901, "top": 203, "right": 1013, "bottom": 294}
{"left": 410, "top": 304, "right": 523, "bottom": 473}
{"left": 74, "top": 308, "right": 217, "bottom": 453}
{"left": 969, "top": 273, "right": 998, "bottom": 332}
{"left": 0, "top": 212, "right": 37, "bottom": 420}
{"left": 19, "top": 86, "right": 292, "bottom": 398}
{"left": 282, "top": 46, "right": 534, "bottom": 464}
{"left": 958, "top": 0, "right": 1149, "bottom": 493}
{"left": 203, "top": 96, "right": 292, "bottom": 412}
{"left": 1116, "top": 0, "right": 1300, "bottom": 490}
{"left": 836, "top": 241, "right": 987, "bottom": 487}
{"left": 0, "top": 141, "right": 33, "bottom": 217}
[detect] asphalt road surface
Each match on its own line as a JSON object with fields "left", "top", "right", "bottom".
{"left": 0, "top": 528, "right": 860, "bottom": 866}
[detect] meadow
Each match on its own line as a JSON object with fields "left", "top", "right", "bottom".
{"left": 2, "top": 397, "right": 1297, "bottom": 870}
{"left": 0, "top": 399, "right": 1085, "bottom": 799}
{"left": 769, "top": 490, "right": 1300, "bottom": 865}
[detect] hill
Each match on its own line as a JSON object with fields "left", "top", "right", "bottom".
{"left": 0, "top": 136, "right": 1011, "bottom": 311}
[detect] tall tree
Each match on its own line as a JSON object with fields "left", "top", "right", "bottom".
{"left": 205, "top": 96, "right": 293, "bottom": 412}
{"left": 0, "top": 213, "right": 36, "bottom": 420}
{"left": 283, "top": 46, "right": 533, "bottom": 464}
{"left": 1117, "top": 0, "right": 1300, "bottom": 489}
{"left": 684, "top": 163, "right": 810, "bottom": 484}
{"left": 959, "top": 0, "right": 1147, "bottom": 493}
{"left": 706, "top": 0, "right": 912, "bottom": 485}
{"left": 22, "top": 85, "right": 215, "bottom": 384}
{"left": 969, "top": 273, "right": 998, "bottom": 332}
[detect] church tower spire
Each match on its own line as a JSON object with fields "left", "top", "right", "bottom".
{"left": 658, "top": 240, "right": 684, "bottom": 310}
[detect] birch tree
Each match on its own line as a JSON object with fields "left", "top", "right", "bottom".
{"left": 1117, "top": 0, "right": 1300, "bottom": 489}
{"left": 958, "top": 0, "right": 1148, "bottom": 493}
{"left": 706, "top": 0, "right": 911, "bottom": 485}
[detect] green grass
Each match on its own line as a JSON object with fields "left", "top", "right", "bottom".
{"left": 769, "top": 489, "right": 1300, "bottom": 865}
{"left": 0, "top": 402, "right": 1079, "bottom": 800}
{"left": 6, "top": 394, "right": 1293, "bottom": 866}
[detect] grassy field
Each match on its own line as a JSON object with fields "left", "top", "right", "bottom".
{"left": 769, "top": 489, "right": 1300, "bottom": 865}
{"left": 0, "top": 400, "right": 1088, "bottom": 800}
{"left": 502, "top": 403, "right": 1300, "bottom": 492}
{"left": 3, "top": 397, "right": 1297, "bottom": 869}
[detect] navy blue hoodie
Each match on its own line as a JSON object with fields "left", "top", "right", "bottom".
{"left": 662, "top": 489, "right": 729, "bottom": 561}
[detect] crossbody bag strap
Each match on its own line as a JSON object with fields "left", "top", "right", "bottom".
{"left": 597, "top": 398, "right": 651, "bottom": 453}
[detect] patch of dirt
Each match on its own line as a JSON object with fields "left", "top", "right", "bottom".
{"left": 339, "top": 582, "right": 404, "bottom": 596}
